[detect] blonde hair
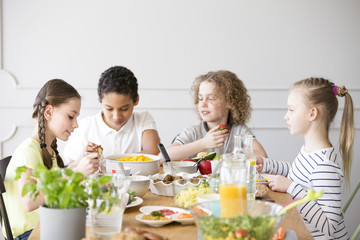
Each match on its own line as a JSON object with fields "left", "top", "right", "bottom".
{"left": 292, "top": 77, "right": 354, "bottom": 184}
{"left": 32, "top": 79, "right": 81, "bottom": 169}
{"left": 191, "top": 70, "right": 252, "bottom": 125}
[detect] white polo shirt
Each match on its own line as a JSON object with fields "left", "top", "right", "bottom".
{"left": 63, "top": 111, "right": 158, "bottom": 163}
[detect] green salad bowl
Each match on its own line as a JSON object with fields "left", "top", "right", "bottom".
{"left": 190, "top": 200, "right": 286, "bottom": 240}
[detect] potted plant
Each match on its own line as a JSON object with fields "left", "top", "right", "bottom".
{"left": 15, "top": 163, "right": 122, "bottom": 240}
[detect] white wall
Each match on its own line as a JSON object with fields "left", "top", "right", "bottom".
{"left": 1, "top": 0, "right": 359, "bottom": 237}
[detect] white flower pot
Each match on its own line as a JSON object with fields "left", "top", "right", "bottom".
{"left": 40, "top": 206, "right": 86, "bottom": 240}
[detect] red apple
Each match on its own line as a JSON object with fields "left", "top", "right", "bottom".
{"left": 198, "top": 159, "right": 212, "bottom": 175}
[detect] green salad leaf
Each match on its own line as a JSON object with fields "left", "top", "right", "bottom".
{"left": 199, "top": 214, "right": 277, "bottom": 240}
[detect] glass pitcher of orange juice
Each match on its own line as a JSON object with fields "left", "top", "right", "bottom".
{"left": 219, "top": 153, "right": 247, "bottom": 218}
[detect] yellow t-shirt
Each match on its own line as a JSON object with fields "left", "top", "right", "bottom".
{"left": 3, "top": 138, "right": 58, "bottom": 238}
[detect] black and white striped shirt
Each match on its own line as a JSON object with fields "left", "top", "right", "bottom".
{"left": 263, "top": 146, "right": 349, "bottom": 240}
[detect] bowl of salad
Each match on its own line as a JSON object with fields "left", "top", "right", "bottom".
{"left": 190, "top": 200, "right": 286, "bottom": 240}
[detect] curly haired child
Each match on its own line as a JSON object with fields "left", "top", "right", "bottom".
{"left": 257, "top": 77, "right": 354, "bottom": 239}
{"left": 165, "top": 70, "right": 267, "bottom": 161}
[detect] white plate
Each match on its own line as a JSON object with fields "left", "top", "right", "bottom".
{"left": 138, "top": 206, "right": 194, "bottom": 225}
{"left": 135, "top": 214, "right": 173, "bottom": 227}
{"left": 126, "top": 197, "right": 143, "bottom": 208}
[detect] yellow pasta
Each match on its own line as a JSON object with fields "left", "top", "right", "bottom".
{"left": 115, "top": 155, "right": 152, "bottom": 162}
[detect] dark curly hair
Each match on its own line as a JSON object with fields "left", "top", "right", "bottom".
{"left": 191, "top": 70, "right": 252, "bottom": 125}
{"left": 98, "top": 66, "right": 138, "bottom": 102}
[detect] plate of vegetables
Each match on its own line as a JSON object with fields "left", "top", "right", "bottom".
{"left": 135, "top": 206, "right": 194, "bottom": 227}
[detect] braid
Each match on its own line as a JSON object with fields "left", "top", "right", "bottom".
{"left": 51, "top": 139, "right": 65, "bottom": 168}
{"left": 37, "top": 101, "right": 52, "bottom": 169}
{"left": 32, "top": 79, "right": 81, "bottom": 170}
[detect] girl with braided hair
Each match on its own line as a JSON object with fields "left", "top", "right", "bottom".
{"left": 4, "top": 79, "right": 101, "bottom": 240}
{"left": 257, "top": 77, "right": 354, "bottom": 239}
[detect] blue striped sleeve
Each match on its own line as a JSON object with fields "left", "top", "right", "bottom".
{"left": 288, "top": 163, "right": 343, "bottom": 237}
{"left": 262, "top": 157, "right": 291, "bottom": 176}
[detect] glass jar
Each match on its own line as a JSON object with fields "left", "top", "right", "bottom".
{"left": 91, "top": 174, "right": 130, "bottom": 238}
{"left": 233, "top": 135, "right": 256, "bottom": 210}
{"left": 219, "top": 153, "right": 247, "bottom": 218}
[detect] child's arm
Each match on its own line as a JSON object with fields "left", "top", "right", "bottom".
{"left": 17, "top": 167, "right": 45, "bottom": 212}
{"left": 139, "top": 129, "right": 160, "bottom": 155}
{"left": 166, "top": 126, "right": 229, "bottom": 161}
{"left": 287, "top": 163, "right": 344, "bottom": 237}
{"left": 259, "top": 157, "right": 292, "bottom": 176}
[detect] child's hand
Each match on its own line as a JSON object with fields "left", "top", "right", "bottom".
{"left": 75, "top": 152, "right": 100, "bottom": 177}
{"left": 256, "top": 156, "right": 264, "bottom": 172}
{"left": 202, "top": 126, "right": 230, "bottom": 149}
{"left": 268, "top": 175, "right": 292, "bottom": 192}
{"left": 84, "top": 142, "right": 99, "bottom": 155}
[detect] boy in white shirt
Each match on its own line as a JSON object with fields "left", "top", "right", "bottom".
{"left": 64, "top": 66, "right": 160, "bottom": 164}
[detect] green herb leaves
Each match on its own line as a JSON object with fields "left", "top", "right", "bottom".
{"left": 15, "top": 164, "right": 113, "bottom": 210}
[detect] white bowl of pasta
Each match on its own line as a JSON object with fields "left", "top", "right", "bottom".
{"left": 105, "top": 153, "right": 160, "bottom": 176}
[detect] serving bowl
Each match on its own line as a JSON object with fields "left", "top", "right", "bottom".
{"left": 128, "top": 175, "right": 150, "bottom": 197}
{"left": 163, "top": 161, "right": 198, "bottom": 174}
{"left": 190, "top": 200, "right": 286, "bottom": 240}
{"left": 149, "top": 172, "right": 205, "bottom": 196}
{"left": 105, "top": 153, "right": 160, "bottom": 176}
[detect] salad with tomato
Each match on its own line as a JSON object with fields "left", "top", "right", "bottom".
{"left": 199, "top": 214, "right": 277, "bottom": 240}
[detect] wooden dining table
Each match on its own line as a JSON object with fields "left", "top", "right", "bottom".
{"left": 28, "top": 189, "right": 312, "bottom": 240}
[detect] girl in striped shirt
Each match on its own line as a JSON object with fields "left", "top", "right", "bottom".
{"left": 257, "top": 77, "right": 354, "bottom": 240}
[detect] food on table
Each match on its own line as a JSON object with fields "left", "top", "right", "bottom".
{"left": 157, "top": 209, "right": 177, "bottom": 216}
{"left": 217, "top": 124, "right": 229, "bottom": 131}
{"left": 116, "top": 155, "right": 152, "bottom": 162}
{"left": 177, "top": 213, "right": 193, "bottom": 219}
{"left": 255, "top": 183, "right": 270, "bottom": 198}
{"left": 198, "top": 214, "right": 278, "bottom": 240}
{"left": 198, "top": 159, "right": 212, "bottom": 175}
{"left": 257, "top": 173, "right": 270, "bottom": 183}
{"left": 189, "top": 178, "right": 200, "bottom": 184}
{"left": 192, "top": 151, "right": 216, "bottom": 161}
{"left": 197, "top": 152, "right": 209, "bottom": 158}
{"left": 272, "top": 227, "right": 286, "bottom": 240}
{"left": 175, "top": 182, "right": 215, "bottom": 208}
{"left": 175, "top": 176, "right": 205, "bottom": 185}
{"left": 141, "top": 208, "right": 178, "bottom": 221}
{"left": 153, "top": 174, "right": 183, "bottom": 184}
{"left": 191, "top": 206, "right": 209, "bottom": 215}
{"left": 141, "top": 213, "right": 170, "bottom": 221}
{"left": 97, "top": 145, "right": 104, "bottom": 160}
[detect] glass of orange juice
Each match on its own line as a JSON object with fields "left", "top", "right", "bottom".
{"left": 219, "top": 153, "right": 247, "bottom": 218}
